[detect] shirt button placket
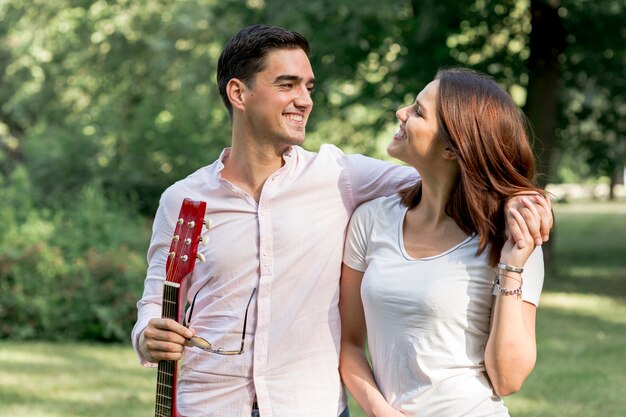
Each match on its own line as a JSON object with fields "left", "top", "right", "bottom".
{"left": 253, "top": 182, "right": 274, "bottom": 412}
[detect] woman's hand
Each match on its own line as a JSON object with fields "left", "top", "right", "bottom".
{"left": 504, "top": 194, "right": 553, "bottom": 249}
{"left": 501, "top": 201, "right": 538, "bottom": 268}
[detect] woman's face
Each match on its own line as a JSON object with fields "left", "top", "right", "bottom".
{"left": 387, "top": 80, "right": 443, "bottom": 169}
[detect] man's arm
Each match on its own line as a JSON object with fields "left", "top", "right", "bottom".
{"left": 340, "top": 152, "right": 417, "bottom": 208}
{"left": 131, "top": 192, "right": 194, "bottom": 365}
{"left": 341, "top": 150, "right": 553, "bottom": 248}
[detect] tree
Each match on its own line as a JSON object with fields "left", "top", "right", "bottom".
{"left": 558, "top": 0, "right": 626, "bottom": 198}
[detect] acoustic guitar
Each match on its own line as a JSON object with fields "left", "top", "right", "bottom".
{"left": 154, "top": 198, "right": 208, "bottom": 417}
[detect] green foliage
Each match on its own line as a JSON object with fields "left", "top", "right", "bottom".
{"left": 1, "top": 0, "right": 233, "bottom": 210}
{"left": 2, "top": 0, "right": 624, "bottom": 202}
{"left": 0, "top": 167, "right": 150, "bottom": 341}
{"left": 0, "top": 0, "right": 624, "bottom": 343}
{"left": 557, "top": 0, "right": 626, "bottom": 181}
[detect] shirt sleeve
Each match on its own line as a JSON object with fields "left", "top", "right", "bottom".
{"left": 130, "top": 189, "right": 191, "bottom": 366}
{"left": 343, "top": 201, "right": 377, "bottom": 272}
{"left": 338, "top": 149, "right": 419, "bottom": 210}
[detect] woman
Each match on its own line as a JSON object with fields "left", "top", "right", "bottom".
{"left": 339, "top": 67, "right": 549, "bottom": 417}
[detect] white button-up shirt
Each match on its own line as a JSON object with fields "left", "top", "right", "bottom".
{"left": 132, "top": 144, "right": 417, "bottom": 417}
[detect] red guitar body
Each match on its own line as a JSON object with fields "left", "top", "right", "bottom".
{"left": 154, "top": 198, "right": 207, "bottom": 417}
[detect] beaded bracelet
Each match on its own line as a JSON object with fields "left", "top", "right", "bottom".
{"left": 494, "top": 277, "right": 523, "bottom": 296}
{"left": 497, "top": 263, "right": 524, "bottom": 273}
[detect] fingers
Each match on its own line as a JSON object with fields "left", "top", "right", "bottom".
{"left": 508, "top": 207, "right": 534, "bottom": 250}
{"left": 500, "top": 208, "right": 536, "bottom": 268}
{"left": 505, "top": 208, "right": 525, "bottom": 248}
{"left": 519, "top": 196, "right": 543, "bottom": 246}
{"left": 504, "top": 193, "right": 554, "bottom": 247}
{"left": 534, "top": 194, "right": 553, "bottom": 242}
{"left": 154, "top": 317, "right": 194, "bottom": 339}
{"left": 141, "top": 318, "right": 194, "bottom": 362}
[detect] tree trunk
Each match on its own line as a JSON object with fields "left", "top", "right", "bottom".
{"left": 609, "top": 165, "right": 622, "bottom": 201}
{"left": 524, "top": 0, "right": 567, "bottom": 271}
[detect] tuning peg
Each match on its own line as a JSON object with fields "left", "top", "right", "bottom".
{"left": 203, "top": 218, "right": 213, "bottom": 229}
{"left": 168, "top": 251, "right": 176, "bottom": 259}
{"left": 200, "top": 235, "right": 210, "bottom": 246}
{"left": 196, "top": 253, "right": 206, "bottom": 263}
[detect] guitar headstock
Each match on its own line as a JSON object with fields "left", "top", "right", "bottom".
{"left": 165, "top": 198, "right": 208, "bottom": 284}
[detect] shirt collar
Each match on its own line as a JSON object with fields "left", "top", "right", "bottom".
{"left": 215, "top": 148, "right": 231, "bottom": 172}
{"left": 215, "top": 146, "right": 297, "bottom": 172}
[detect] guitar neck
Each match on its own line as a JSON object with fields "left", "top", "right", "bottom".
{"left": 155, "top": 281, "right": 181, "bottom": 417}
{"left": 153, "top": 197, "right": 206, "bottom": 417}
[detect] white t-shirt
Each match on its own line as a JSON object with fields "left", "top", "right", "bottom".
{"left": 343, "top": 195, "right": 544, "bottom": 417}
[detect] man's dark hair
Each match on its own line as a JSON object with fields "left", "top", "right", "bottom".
{"left": 217, "top": 24, "right": 310, "bottom": 118}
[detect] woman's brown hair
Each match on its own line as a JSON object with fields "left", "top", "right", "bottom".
{"left": 400, "top": 67, "right": 543, "bottom": 266}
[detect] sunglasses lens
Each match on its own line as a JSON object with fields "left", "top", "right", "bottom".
{"left": 185, "top": 336, "right": 213, "bottom": 350}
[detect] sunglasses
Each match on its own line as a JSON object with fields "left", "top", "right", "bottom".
{"left": 184, "top": 278, "right": 256, "bottom": 355}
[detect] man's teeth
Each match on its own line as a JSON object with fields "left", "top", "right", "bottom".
{"left": 285, "top": 114, "right": 303, "bottom": 122}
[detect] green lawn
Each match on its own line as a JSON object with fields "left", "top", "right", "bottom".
{"left": 1, "top": 201, "right": 625, "bottom": 417}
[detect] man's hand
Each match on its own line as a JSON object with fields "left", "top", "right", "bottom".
{"left": 139, "top": 318, "right": 194, "bottom": 363}
{"left": 504, "top": 194, "right": 553, "bottom": 249}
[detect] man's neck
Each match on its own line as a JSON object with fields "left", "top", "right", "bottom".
{"left": 221, "top": 139, "right": 290, "bottom": 202}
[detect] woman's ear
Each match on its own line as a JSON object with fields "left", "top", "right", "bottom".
{"left": 442, "top": 147, "right": 457, "bottom": 160}
{"left": 226, "top": 79, "right": 247, "bottom": 112}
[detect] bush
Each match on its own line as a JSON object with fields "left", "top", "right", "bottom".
{"left": 0, "top": 167, "right": 151, "bottom": 341}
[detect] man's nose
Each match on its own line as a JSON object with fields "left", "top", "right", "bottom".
{"left": 294, "top": 88, "right": 313, "bottom": 109}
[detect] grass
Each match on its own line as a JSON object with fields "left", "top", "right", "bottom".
{"left": 1, "top": 200, "right": 625, "bottom": 417}
{"left": 503, "top": 201, "right": 626, "bottom": 417}
{"left": 0, "top": 343, "right": 155, "bottom": 417}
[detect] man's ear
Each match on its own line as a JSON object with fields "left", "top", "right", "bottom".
{"left": 226, "top": 79, "right": 247, "bottom": 112}
{"left": 442, "top": 147, "right": 457, "bottom": 160}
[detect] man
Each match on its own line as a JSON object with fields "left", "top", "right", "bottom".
{"left": 132, "top": 25, "right": 551, "bottom": 417}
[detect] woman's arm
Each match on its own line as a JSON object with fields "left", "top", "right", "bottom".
{"left": 485, "top": 208, "right": 540, "bottom": 396}
{"left": 339, "top": 264, "right": 405, "bottom": 417}
{"left": 485, "top": 284, "right": 537, "bottom": 396}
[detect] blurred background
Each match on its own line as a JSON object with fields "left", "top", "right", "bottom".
{"left": 0, "top": 0, "right": 624, "bottom": 416}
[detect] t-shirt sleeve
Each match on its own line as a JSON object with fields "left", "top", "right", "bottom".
{"left": 493, "top": 247, "right": 544, "bottom": 307}
{"left": 520, "top": 247, "right": 544, "bottom": 307}
{"left": 343, "top": 202, "right": 376, "bottom": 272}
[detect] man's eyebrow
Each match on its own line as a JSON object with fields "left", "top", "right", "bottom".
{"left": 273, "top": 75, "right": 316, "bottom": 86}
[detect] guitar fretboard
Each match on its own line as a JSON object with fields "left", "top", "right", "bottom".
{"left": 155, "top": 282, "right": 180, "bottom": 417}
